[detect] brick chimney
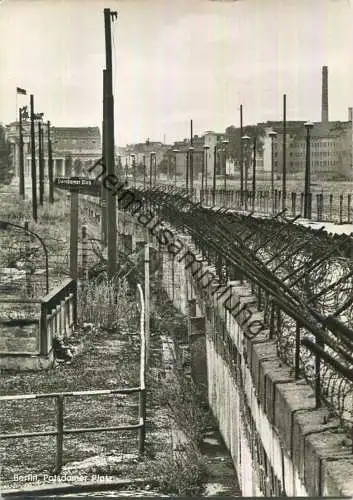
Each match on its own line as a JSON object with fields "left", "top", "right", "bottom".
{"left": 321, "top": 66, "right": 328, "bottom": 123}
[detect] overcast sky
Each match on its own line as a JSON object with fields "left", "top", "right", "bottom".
{"left": 0, "top": 0, "right": 352, "bottom": 146}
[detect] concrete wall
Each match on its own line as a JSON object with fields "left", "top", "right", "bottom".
{"left": 119, "top": 210, "right": 353, "bottom": 497}
{"left": 0, "top": 351, "right": 54, "bottom": 371}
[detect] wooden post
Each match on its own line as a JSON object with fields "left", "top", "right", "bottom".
{"left": 144, "top": 239, "right": 150, "bottom": 368}
{"left": 101, "top": 69, "right": 107, "bottom": 246}
{"left": 70, "top": 190, "right": 79, "bottom": 279}
{"left": 47, "top": 121, "right": 54, "bottom": 204}
{"left": 55, "top": 395, "right": 64, "bottom": 474}
{"left": 282, "top": 94, "right": 287, "bottom": 211}
{"left": 19, "top": 107, "right": 25, "bottom": 199}
{"left": 24, "top": 221, "right": 32, "bottom": 297}
{"left": 38, "top": 121, "right": 44, "bottom": 205}
{"left": 82, "top": 225, "right": 88, "bottom": 281}
{"left": 30, "top": 94, "right": 37, "bottom": 222}
{"left": 240, "top": 104, "right": 244, "bottom": 207}
{"left": 104, "top": 8, "right": 117, "bottom": 277}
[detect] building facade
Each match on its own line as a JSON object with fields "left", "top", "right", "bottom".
{"left": 261, "top": 118, "right": 352, "bottom": 180}
{"left": 6, "top": 121, "right": 101, "bottom": 180}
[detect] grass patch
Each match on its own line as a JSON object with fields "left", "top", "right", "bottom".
{"left": 0, "top": 278, "right": 142, "bottom": 488}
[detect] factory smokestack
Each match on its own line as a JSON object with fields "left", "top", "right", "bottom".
{"left": 321, "top": 66, "right": 328, "bottom": 123}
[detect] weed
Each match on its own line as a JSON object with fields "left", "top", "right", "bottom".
{"left": 147, "top": 445, "right": 207, "bottom": 496}
{"left": 78, "top": 278, "right": 138, "bottom": 333}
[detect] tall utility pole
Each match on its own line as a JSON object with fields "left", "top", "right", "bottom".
{"left": 18, "top": 107, "right": 25, "bottom": 199}
{"left": 101, "top": 69, "right": 107, "bottom": 246}
{"left": 252, "top": 136, "right": 257, "bottom": 211}
{"left": 149, "top": 153, "right": 153, "bottom": 188}
{"left": 269, "top": 130, "right": 277, "bottom": 214}
{"left": 143, "top": 155, "right": 146, "bottom": 189}
{"left": 190, "top": 119, "right": 193, "bottom": 196}
{"left": 47, "top": 121, "right": 54, "bottom": 204}
{"left": 30, "top": 94, "right": 37, "bottom": 222}
{"left": 282, "top": 94, "right": 287, "bottom": 211}
{"left": 240, "top": 104, "right": 244, "bottom": 207}
{"left": 104, "top": 8, "right": 118, "bottom": 277}
{"left": 38, "top": 121, "right": 44, "bottom": 205}
{"left": 212, "top": 145, "right": 217, "bottom": 205}
{"left": 304, "top": 121, "right": 314, "bottom": 219}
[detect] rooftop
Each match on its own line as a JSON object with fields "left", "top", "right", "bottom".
{"left": 52, "top": 127, "right": 101, "bottom": 139}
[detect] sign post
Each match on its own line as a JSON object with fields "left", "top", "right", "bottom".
{"left": 70, "top": 190, "right": 79, "bottom": 279}
{"left": 55, "top": 177, "right": 100, "bottom": 280}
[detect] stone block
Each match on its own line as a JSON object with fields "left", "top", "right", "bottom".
{"left": 304, "top": 429, "right": 352, "bottom": 497}
{"left": 324, "top": 457, "right": 353, "bottom": 497}
{"left": 273, "top": 382, "right": 316, "bottom": 456}
{"left": 250, "top": 341, "right": 277, "bottom": 396}
{"left": 262, "top": 362, "right": 292, "bottom": 424}
{"left": 291, "top": 408, "right": 341, "bottom": 489}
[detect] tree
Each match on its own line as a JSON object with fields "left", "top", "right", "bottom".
{"left": 225, "top": 124, "right": 266, "bottom": 164}
{"left": 0, "top": 125, "right": 13, "bottom": 185}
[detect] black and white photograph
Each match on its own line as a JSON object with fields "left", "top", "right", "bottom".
{"left": 0, "top": 0, "right": 353, "bottom": 498}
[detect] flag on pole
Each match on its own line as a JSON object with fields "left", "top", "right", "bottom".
{"left": 16, "top": 87, "right": 27, "bottom": 95}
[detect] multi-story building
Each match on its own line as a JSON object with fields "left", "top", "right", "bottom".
{"left": 167, "top": 132, "right": 226, "bottom": 183}
{"left": 261, "top": 117, "right": 352, "bottom": 180}
{"left": 6, "top": 121, "right": 101, "bottom": 180}
{"left": 118, "top": 141, "right": 170, "bottom": 179}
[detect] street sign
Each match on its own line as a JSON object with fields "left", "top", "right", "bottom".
{"left": 55, "top": 177, "right": 95, "bottom": 188}
{"left": 54, "top": 177, "right": 101, "bottom": 196}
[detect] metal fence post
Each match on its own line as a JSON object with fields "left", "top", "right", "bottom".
{"left": 348, "top": 194, "right": 351, "bottom": 224}
{"left": 40, "top": 301, "right": 48, "bottom": 356}
{"left": 55, "top": 395, "right": 64, "bottom": 474}
{"left": 316, "top": 194, "right": 320, "bottom": 221}
{"left": 295, "top": 321, "right": 300, "bottom": 379}
{"left": 329, "top": 194, "right": 333, "bottom": 221}
{"left": 339, "top": 195, "right": 343, "bottom": 224}
{"left": 82, "top": 225, "right": 88, "bottom": 281}
{"left": 138, "top": 388, "right": 146, "bottom": 455}
{"left": 291, "top": 192, "right": 296, "bottom": 217}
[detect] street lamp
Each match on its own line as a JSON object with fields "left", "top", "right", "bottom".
{"left": 130, "top": 154, "right": 136, "bottom": 187}
{"left": 203, "top": 145, "right": 210, "bottom": 192}
{"left": 241, "top": 135, "right": 251, "bottom": 210}
{"left": 268, "top": 130, "right": 277, "bottom": 214}
{"left": 222, "top": 139, "right": 229, "bottom": 192}
{"left": 149, "top": 152, "right": 156, "bottom": 187}
{"left": 124, "top": 157, "right": 128, "bottom": 182}
{"left": 188, "top": 146, "right": 194, "bottom": 197}
{"left": 173, "top": 149, "right": 179, "bottom": 188}
{"left": 142, "top": 155, "right": 146, "bottom": 189}
{"left": 304, "top": 121, "right": 314, "bottom": 219}
{"left": 201, "top": 145, "right": 210, "bottom": 204}
{"left": 18, "top": 105, "right": 28, "bottom": 199}
{"left": 252, "top": 136, "right": 257, "bottom": 212}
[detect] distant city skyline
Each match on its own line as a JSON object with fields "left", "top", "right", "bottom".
{"left": 0, "top": 0, "right": 352, "bottom": 146}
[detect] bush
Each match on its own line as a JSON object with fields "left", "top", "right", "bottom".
{"left": 148, "top": 445, "right": 207, "bottom": 496}
{"left": 78, "top": 277, "right": 137, "bottom": 333}
{"left": 157, "top": 372, "right": 211, "bottom": 449}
